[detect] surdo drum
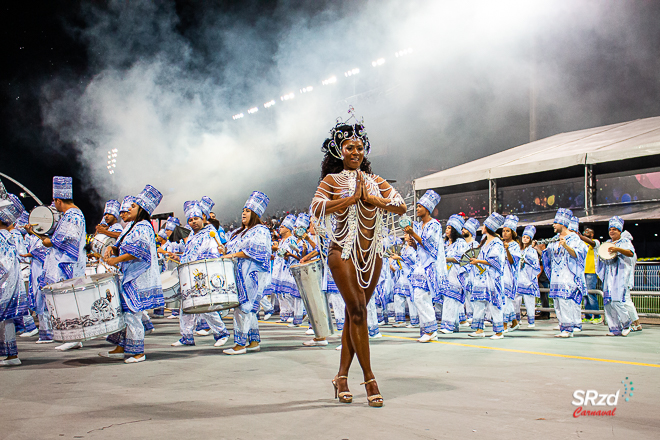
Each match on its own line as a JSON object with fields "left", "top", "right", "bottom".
{"left": 178, "top": 258, "right": 239, "bottom": 314}
{"left": 28, "top": 205, "right": 61, "bottom": 235}
{"left": 42, "top": 273, "right": 125, "bottom": 342}
{"left": 291, "top": 258, "right": 335, "bottom": 339}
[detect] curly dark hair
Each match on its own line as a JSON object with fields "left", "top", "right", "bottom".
{"left": 319, "top": 124, "right": 372, "bottom": 180}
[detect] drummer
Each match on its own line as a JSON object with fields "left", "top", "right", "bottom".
{"left": 270, "top": 214, "right": 297, "bottom": 324}
{"left": 596, "top": 216, "right": 635, "bottom": 336}
{"left": 95, "top": 199, "right": 123, "bottom": 239}
{"left": 222, "top": 191, "right": 272, "bottom": 355}
{"left": 101, "top": 185, "right": 165, "bottom": 363}
{"left": 25, "top": 177, "right": 87, "bottom": 352}
{"left": 0, "top": 199, "right": 29, "bottom": 366}
{"left": 170, "top": 200, "right": 230, "bottom": 348}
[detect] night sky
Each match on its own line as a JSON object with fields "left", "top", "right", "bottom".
{"left": 2, "top": 1, "right": 660, "bottom": 231}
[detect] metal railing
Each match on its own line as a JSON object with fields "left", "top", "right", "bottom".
{"left": 633, "top": 261, "right": 660, "bottom": 292}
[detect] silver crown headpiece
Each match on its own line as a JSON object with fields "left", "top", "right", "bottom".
{"left": 326, "top": 106, "right": 371, "bottom": 159}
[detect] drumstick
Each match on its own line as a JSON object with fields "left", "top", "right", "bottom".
{"left": 210, "top": 231, "right": 225, "bottom": 253}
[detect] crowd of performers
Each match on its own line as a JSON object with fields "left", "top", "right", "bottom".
{"left": 0, "top": 178, "right": 642, "bottom": 368}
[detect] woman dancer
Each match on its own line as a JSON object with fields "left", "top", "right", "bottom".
{"left": 516, "top": 226, "right": 540, "bottom": 328}
{"left": 391, "top": 233, "right": 418, "bottom": 328}
{"left": 501, "top": 215, "right": 521, "bottom": 332}
{"left": 439, "top": 214, "right": 469, "bottom": 334}
{"left": 222, "top": 191, "right": 272, "bottom": 355}
{"left": 101, "top": 185, "right": 164, "bottom": 363}
{"left": 311, "top": 108, "right": 406, "bottom": 407}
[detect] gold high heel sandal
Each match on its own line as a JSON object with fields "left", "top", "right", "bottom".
{"left": 332, "top": 375, "right": 353, "bottom": 403}
{"left": 361, "top": 378, "right": 383, "bottom": 407}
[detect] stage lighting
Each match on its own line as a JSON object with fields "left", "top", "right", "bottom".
{"left": 248, "top": 107, "right": 259, "bottom": 114}
{"left": 322, "top": 76, "right": 337, "bottom": 85}
{"left": 299, "top": 86, "right": 314, "bottom": 93}
{"left": 344, "top": 68, "right": 360, "bottom": 77}
{"left": 280, "top": 93, "right": 295, "bottom": 101}
{"left": 264, "top": 100, "right": 276, "bottom": 108}
{"left": 232, "top": 113, "right": 244, "bottom": 120}
{"left": 371, "top": 58, "right": 385, "bottom": 67}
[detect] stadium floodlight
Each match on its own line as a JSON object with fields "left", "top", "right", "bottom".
{"left": 321, "top": 76, "right": 337, "bottom": 85}
{"left": 232, "top": 113, "right": 244, "bottom": 120}
{"left": 395, "top": 48, "right": 413, "bottom": 57}
{"left": 371, "top": 58, "right": 385, "bottom": 67}
{"left": 264, "top": 100, "right": 276, "bottom": 108}
{"left": 280, "top": 93, "right": 295, "bottom": 101}
{"left": 344, "top": 68, "right": 360, "bottom": 77}
{"left": 247, "top": 107, "right": 259, "bottom": 114}
{"left": 299, "top": 86, "right": 313, "bottom": 93}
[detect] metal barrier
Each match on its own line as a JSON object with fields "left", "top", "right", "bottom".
{"left": 634, "top": 261, "right": 660, "bottom": 292}
{"left": 531, "top": 288, "right": 660, "bottom": 319}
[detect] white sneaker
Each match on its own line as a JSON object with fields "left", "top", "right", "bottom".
{"left": 223, "top": 347, "right": 247, "bottom": 355}
{"left": 36, "top": 338, "right": 54, "bottom": 344}
{"left": 55, "top": 342, "right": 83, "bottom": 351}
{"left": 490, "top": 333, "right": 504, "bottom": 340}
{"left": 369, "top": 333, "right": 383, "bottom": 339}
{"left": 20, "top": 328, "right": 39, "bottom": 338}
{"left": 554, "top": 331, "right": 573, "bottom": 338}
{"left": 335, "top": 344, "right": 342, "bottom": 351}
{"left": 286, "top": 317, "right": 294, "bottom": 323}
{"left": 124, "top": 355, "right": 145, "bottom": 363}
{"left": 195, "top": 329, "right": 211, "bottom": 336}
{"left": 405, "top": 324, "right": 414, "bottom": 328}
{"left": 553, "top": 325, "right": 560, "bottom": 331}
{"left": 438, "top": 329, "right": 452, "bottom": 334}
{"left": 485, "top": 321, "right": 493, "bottom": 327}
{"left": 247, "top": 344, "right": 261, "bottom": 352}
{"left": 459, "top": 322, "right": 470, "bottom": 327}
{"left": 171, "top": 340, "right": 185, "bottom": 347}
{"left": 527, "top": 323, "right": 535, "bottom": 328}
{"left": 606, "top": 332, "right": 616, "bottom": 336}
{"left": 214, "top": 337, "right": 229, "bottom": 347}
{"left": 417, "top": 332, "right": 438, "bottom": 343}
{"left": 305, "top": 328, "right": 315, "bottom": 335}
{"left": 573, "top": 327, "right": 582, "bottom": 333}
{"left": 509, "top": 323, "right": 520, "bottom": 331}
{"left": 263, "top": 313, "right": 272, "bottom": 321}
{"left": 503, "top": 328, "right": 509, "bottom": 334}
{"left": 468, "top": 332, "right": 485, "bottom": 338}
{"left": 302, "top": 339, "right": 329, "bottom": 347}
{"left": 392, "top": 322, "right": 406, "bottom": 328}
{"left": 622, "top": 328, "right": 631, "bottom": 337}
{"left": 98, "top": 351, "right": 125, "bottom": 359}
{"left": 0, "top": 358, "right": 21, "bottom": 366}
{"left": 167, "top": 314, "right": 179, "bottom": 319}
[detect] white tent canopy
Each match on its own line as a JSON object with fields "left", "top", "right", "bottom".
{"left": 415, "top": 116, "right": 660, "bottom": 191}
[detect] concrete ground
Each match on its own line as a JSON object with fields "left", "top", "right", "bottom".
{"left": 2, "top": 316, "right": 659, "bottom": 440}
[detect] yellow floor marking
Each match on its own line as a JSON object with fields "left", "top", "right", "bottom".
{"left": 258, "top": 320, "right": 660, "bottom": 368}
{"left": 383, "top": 334, "right": 660, "bottom": 368}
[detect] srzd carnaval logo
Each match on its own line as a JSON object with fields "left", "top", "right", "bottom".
{"left": 571, "top": 377, "right": 635, "bottom": 418}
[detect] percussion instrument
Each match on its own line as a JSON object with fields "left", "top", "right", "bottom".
{"left": 161, "top": 269, "right": 181, "bottom": 304}
{"left": 20, "top": 262, "right": 30, "bottom": 293}
{"left": 459, "top": 247, "right": 486, "bottom": 275}
{"left": 42, "top": 273, "right": 125, "bottom": 342}
{"left": 535, "top": 236, "right": 560, "bottom": 246}
{"left": 291, "top": 258, "right": 335, "bottom": 339}
{"left": 29, "top": 205, "right": 61, "bottom": 235}
{"left": 598, "top": 242, "right": 618, "bottom": 265}
{"left": 294, "top": 227, "right": 306, "bottom": 238}
{"left": 91, "top": 233, "right": 116, "bottom": 256}
{"left": 178, "top": 258, "right": 239, "bottom": 313}
{"left": 85, "top": 263, "right": 110, "bottom": 276}
{"left": 398, "top": 214, "right": 413, "bottom": 229}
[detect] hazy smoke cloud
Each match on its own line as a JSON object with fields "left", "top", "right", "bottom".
{"left": 39, "top": 0, "right": 660, "bottom": 222}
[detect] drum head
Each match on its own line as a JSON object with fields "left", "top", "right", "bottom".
{"left": 598, "top": 242, "right": 616, "bottom": 260}
{"left": 29, "top": 206, "right": 56, "bottom": 234}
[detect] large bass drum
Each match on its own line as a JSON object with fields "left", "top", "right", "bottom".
{"left": 29, "top": 205, "right": 61, "bottom": 235}
{"left": 42, "top": 273, "right": 125, "bottom": 342}
{"left": 91, "top": 234, "right": 116, "bottom": 256}
{"left": 178, "top": 258, "right": 239, "bottom": 313}
{"left": 161, "top": 269, "right": 181, "bottom": 305}
{"left": 291, "top": 259, "right": 335, "bottom": 339}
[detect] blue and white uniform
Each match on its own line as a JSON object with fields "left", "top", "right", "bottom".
{"left": 501, "top": 215, "right": 521, "bottom": 325}
{"left": 542, "top": 208, "right": 587, "bottom": 335}
{"left": 106, "top": 185, "right": 164, "bottom": 356}
{"left": 393, "top": 243, "right": 418, "bottom": 326}
{"left": 596, "top": 217, "right": 634, "bottom": 335}
{"left": 440, "top": 215, "right": 469, "bottom": 333}
{"left": 515, "top": 226, "right": 540, "bottom": 325}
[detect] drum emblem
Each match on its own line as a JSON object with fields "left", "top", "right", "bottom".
{"left": 209, "top": 273, "right": 226, "bottom": 290}
{"left": 91, "top": 297, "right": 117, "bottom": 322}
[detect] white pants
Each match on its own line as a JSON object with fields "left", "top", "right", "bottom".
{"left": 107, "top": 311, "right": 145, "bottom": 355}
{"left": 278, "top": 293, "right": 294, "bottom": 321}
{"left": 502, "top": 296, "right": 515, "bottom": 324}
{"left": 260, "top": 295, "right": 274, "bottom": 314}
{"left": 328, "top": 293, "right": 345, "bottom": 331}
{"left": 0, "top": 320, "right": 17, "bottom": 357}
{"left": 604, "top": 301, "right": 632, "bottom": 335}
{"left": 464, "top": 291, "right": 473, "bottom": 319}
{"left": 434, "top": 302, "right": 443, "bottom": 321}
{"left": 471, "top": 300, "right": 504, "bottom": 333}
{"left": 440, "top": 297, "right": 463, "bottom": 332}
{"left": 366, "top": 296, "right": 380, "bottom": 337}
{"left": 554, "top": 298, "right": 581, "bottom": 333}
{"left": 393, "top": 294, "right": 407, "bottom": 323}
{"left": 179, "top": 311, "right": 229, "bottom": 344}
{"left": 38, "top": 312, "right": 53, "bottom": 340}
{"left": 413, "top": 288, "right": 438, "bottom": 335}
{"left": 233, "top": 309, "right": 260, "bottom": 346}
{"left": 515, "top": 294, "right": 536, "bottom": 324}
{"left": 292, "top": 296, "right": 305, "bottom": 325}
{"left": 623, "top": 298, "right": 639, "bottom": 322}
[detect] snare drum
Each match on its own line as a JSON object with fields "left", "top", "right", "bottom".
{"left": 91, "top": 234, "right": 116, "bottom": 256}
{"left": 178, "top": 258, "right": 239, "bottom": 313}
{"left": 291, "top": 259, "right": 335, "bottom": 339}
{"left": 85, "top": 263, "right": 111, "bottom": 276}
{"left": 42, "top": 273, "right": 125, "bottom": 342}
{"left": 29, "top": 205, "right": 61, "bottom": 235}
{"left": 161, "top": 269, "right": 181, "bottom": 304}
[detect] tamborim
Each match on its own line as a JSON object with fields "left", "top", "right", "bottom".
{"left": 598, "top": 242, "right": 618, "bottom": 265}
{"left": 291, "top": 258, "right": 335, "bottom": 339}
{"left": 42, "top": 273, "right": 125, "bottom": 342}
{"left": 29, "top": 205, "right": 61, "bottom": 235}
{"left": 178, "top": 258, "right": 239, "bottom": 313}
